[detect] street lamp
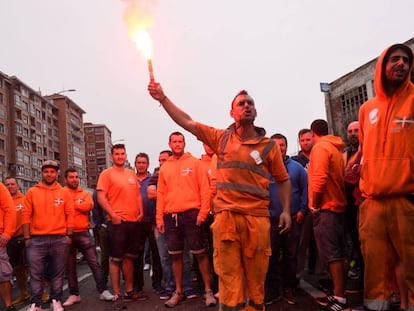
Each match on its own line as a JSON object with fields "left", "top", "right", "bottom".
{"left": 57, "top": 89, "right": 76, "bottom": 94}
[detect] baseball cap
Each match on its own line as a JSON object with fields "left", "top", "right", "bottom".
{"left": 41, "top": 160, "right": 59, "bottom": 171}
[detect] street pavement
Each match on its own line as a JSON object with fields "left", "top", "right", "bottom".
{"left": 7, "top": 260, "right": 363, "bottom": 311}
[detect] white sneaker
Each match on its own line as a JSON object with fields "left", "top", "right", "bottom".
{"left": 100, "top": 290, "right": 114, "bottom": 301}
{"left": 51, "top": 299, "right": 64, "bottom": 311}
{"left": 28, "top": 303, "right": 42, "bottom": 311}
{"left": 205, "top": 289, "right": 217, "bottom": 307}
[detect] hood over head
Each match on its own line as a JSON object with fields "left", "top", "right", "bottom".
{"left": 375, "top": 43, "right": 414, "bottom": 98}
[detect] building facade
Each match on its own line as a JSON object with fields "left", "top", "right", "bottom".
{"left": 84, "top": 122, "right": 112, "bottom": 189}
{"left": 0, "top": 71, "right": 88, "bottom": 191}
{"left": 45, "top": 93, "right": 87, "bottom": 187}
{"left": 324, "top": 37, "right": 414, "bottom": 141}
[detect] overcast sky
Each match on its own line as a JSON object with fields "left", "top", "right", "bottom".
{"left": 1, "top": 0, "right": 413, "bottom": 170}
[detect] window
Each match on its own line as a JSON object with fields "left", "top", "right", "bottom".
{"left": 97, "top": 158, "right": 106, "bottom": 165}
{"left": 31, "top": 156, "right": 38, "bottom": 166}
{"left": 0, "top": 123, "right": 4, "bottom": 134}
{"left": 14, "top": 94, "right": 21, "bottom": 106}
{"left": 24, "top": 155, "right": 30, "bottom": 164}
{"left": 0, "top": 139, "right": 4, "bottom": 150}
{"left": 73, "top": 145, "right": 82, "bottom": 155}
{"left": 32, "top": 169, "right": 39, "bottom": 179}
{"left": 341, "top": 85, "right": 368, "bottom": 123}
{"left": 73, "top": 156, "right": 82, "bottom": 166}
{"left": 95, "top": 134, "right": 104, "bottom": 141}
{"left": 23, "top": 141, "right": 30, "bottom": 150}
{"left": 0, "top": 93, "right": 3, "bottom": 104}
{"left": 0, "top": 108, "right": 4, "bottom": 119}
{"left": 16, "top": 150, "right": 23, "bottom": 162}
{"left": 15, "top": 123, "right": 23, "bottom": 134}
{"left": 16, "top": 165, "right": 24, "bottom": 176}
{"left": 15, "top": 109, "right": 22, "bottom": 120}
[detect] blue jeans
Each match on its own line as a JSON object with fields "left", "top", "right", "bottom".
{"left": 67, "top": 231, "right": 106, "bottom": 295}
{"left": 26, "top": 235, "right": 69, "bottom": 305}
{"left": 155, "top": 229, "right": 193, "bottom": 292}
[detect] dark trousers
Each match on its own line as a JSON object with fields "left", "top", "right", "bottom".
{"left": 134, "top": 222, "right": 163, "bottom": 291}
{"left": 266, "top": 216, "right": 302, "bottom": 294}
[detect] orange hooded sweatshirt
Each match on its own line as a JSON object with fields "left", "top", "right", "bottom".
{"left": 308, "top": 135, "right": 347, "bottom": 212}
{"left": 22, "top": 182, "right": 74, "bottom": 235}
{"left": 0, "top": 183, "right": 16, "bottom": 239}
{"left": 199, "top": 153, "right": 217, "bottom": 200}
{"left": 64, "top": 186, "right": 93, "bottom": 232}
{"left": 12, "top": 192, "right": 25, "bottom": 237}
{"left": 359, "top": 45, "right": 414, "bottom": 198}
{"left": 156, "top": 152, "right": 210, "bottom": 226}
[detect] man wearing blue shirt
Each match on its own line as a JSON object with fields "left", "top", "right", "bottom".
{"left": 265, "top": 133, "right": 308, "bottom": 306}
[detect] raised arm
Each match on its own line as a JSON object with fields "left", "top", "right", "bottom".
{"left": 148, "top": 81, "right": 197, "bottom": 135}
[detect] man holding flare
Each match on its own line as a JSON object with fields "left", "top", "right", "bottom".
{"left": 148, "top": 82, "right": 292, "bottom": 311}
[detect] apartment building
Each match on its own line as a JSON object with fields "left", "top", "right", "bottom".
{"left": 84, "top": 122, "right": 112, "bottom": 189}
{"left": 323, "top": 37, "right": 414, "bottom": 140}
{"left": 0, "top": 71, "right": 87, "bottom": 191}
{"left": 45, "top": 93, "right": 87, "bottom": 187}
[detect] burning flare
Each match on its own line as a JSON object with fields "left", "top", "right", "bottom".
{"left": 133, "top": 29, "right": 152, "bottom": 60}
{"left": 122, "top": 0, "right": 155, "bottom": 81}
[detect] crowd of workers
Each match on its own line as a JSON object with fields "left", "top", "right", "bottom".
{"left": 0, "top": 42, "right": 412, "bottom": 311}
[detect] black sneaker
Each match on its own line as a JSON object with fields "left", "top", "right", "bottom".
{"left": 123, "top": 291, "right": 149, "bottom": 301}
{"left": 321, "top": 298, "right": 349, "bottom": 310}
{"left": 112, "top": 294, "right": 126, "bottom": 310}
{"left": 264, "top": 295, "right": 282, "bottom": 306}
{"left": 153, "top": 283, "right": 165, "bottom": 294}
{"left": 315, "top": 295, "right": 335, "bottom": 306}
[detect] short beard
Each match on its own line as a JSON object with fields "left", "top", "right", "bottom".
{"left": 43, "top": 179, "right": 56, "bottom": 186}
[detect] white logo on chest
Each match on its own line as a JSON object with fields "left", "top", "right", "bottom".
{"left": 369, "top": 108, "right": 378, "bottom": 124}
